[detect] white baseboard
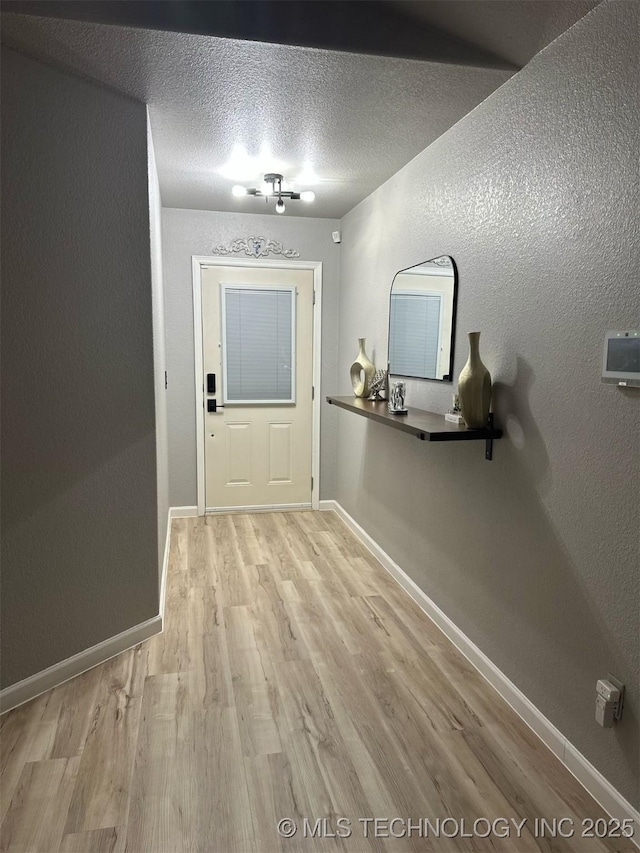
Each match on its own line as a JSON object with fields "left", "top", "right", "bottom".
{"left": 319, "top": 500, "right": 339, "bottom": 511}
{"left": 320, "top": 500, "right": 640, "bottom": 833}
{"left": 170, "top": 505, "right": 198, "bottom": 518}
{"left": 159, "top": 507, "right": 172, "bottom": 622}
{"left": 0, "top": 614, "right": 162, "bottom": 714}
{"left": 0, "top": 508, "right": 180, "bottom": 716}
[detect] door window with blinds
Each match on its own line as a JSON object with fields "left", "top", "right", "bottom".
{"left": 389, "top": 291, "right": 442, "bottom": 379}
{"left": 220, "top": 284, "right": 296, "bottom": 404}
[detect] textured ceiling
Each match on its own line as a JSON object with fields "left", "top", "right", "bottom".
{"left": 397, "top": 0, "right": 600, "bottom": 67}
{"left": 1, "top": 2, "right": 598, "bottom": 218}
{"left": 0, "top": 1, "right": 517, "bottom": 67}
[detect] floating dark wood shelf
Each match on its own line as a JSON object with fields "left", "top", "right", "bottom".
{"left": 326, "top": 396, "right": 503, "bottom": 460}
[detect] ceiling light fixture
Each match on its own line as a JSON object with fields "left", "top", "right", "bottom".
{"left": 232, "top": 173, "right": 315, "bottom": 213}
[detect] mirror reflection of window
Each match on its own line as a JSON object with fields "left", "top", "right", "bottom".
{"left": 388, "top": 256, "right": 457, "bottom": 382}
{"left": 390, "top": 292, "right": 441, "bottom": 378}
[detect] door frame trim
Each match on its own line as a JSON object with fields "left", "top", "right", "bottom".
{"left": 191, "top": 255, "right": 323, "bottom": 516}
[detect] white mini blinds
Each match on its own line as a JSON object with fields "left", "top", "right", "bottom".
{"left": 389, "top": 292, "right": 441, "bottom": 379}
{"left": 221, "top": 284, "right": 296, "bottom": 404}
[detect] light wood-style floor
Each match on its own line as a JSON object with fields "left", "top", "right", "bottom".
{"left": 1, "top": 511, "right": 633, "bottom": 853}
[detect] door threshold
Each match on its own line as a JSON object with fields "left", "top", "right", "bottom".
{"left": 205, "top": 502, "right": 312, "bottom": 515}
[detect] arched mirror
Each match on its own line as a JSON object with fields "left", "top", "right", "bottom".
{"left": 388, "top": 255, "right": 458, "bottom": 382}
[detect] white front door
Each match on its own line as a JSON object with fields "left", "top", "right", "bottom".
{"left": 201, "top": 264, "right": 314, "bottom": 511}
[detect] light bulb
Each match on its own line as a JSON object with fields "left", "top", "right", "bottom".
{"left": 275, "top": 198, "right": 285, "bottom": 214}
{"left": 261, "top": 181, "right": 273, "bottom": 196}
{"left": 232, "top": 185, "right": 247, "bottom": 197}
{"left": 300, "top": 191, "right": 315, "bottom": 202}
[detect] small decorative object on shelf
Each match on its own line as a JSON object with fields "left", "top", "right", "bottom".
{"left": 445, "top": 393, "right": 466, "bottom": 425}
{"left": 350, "top": 338, "right": 376, "bottom": 398}
{"left": 458, "top": 332, "right": 492, "bottom": 428}
{"left": 388, "top": 380, "right": 408, "bottom": 414}
{"left": 368, "top": 369, "right": 388, "bottom": 401}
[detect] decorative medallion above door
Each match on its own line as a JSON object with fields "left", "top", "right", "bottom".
{"left": 212, "top": 236, "right": 300, "bottom": 259}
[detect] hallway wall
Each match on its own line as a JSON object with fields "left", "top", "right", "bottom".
{"left": 162, "top": 208, "right": 341, "bottom": 506}
{"left": 335, "top": 0, "right": 639, "bottom": 806}
{"left": 1, "top": 49, "right": 159, "bottom": 688}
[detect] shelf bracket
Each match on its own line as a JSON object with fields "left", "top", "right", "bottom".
{"left": 485, "top": 413, "right": 495, "bottom": 461}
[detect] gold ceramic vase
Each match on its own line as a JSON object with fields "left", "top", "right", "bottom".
{"left": 458, "top": 332, "right": 492, "bottom": 428}
{"left": 350, "top": 338, "right": 376, "bottom": 398}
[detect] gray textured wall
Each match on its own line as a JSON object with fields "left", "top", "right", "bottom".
{"left": 162, "top": 208, "right": 341, "bottom": 506}
{"left": 1, "top": 49, "right": 159, "bottom": 688}
{"left": 335, "top": 0, "right": 639, "bottom": 805}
